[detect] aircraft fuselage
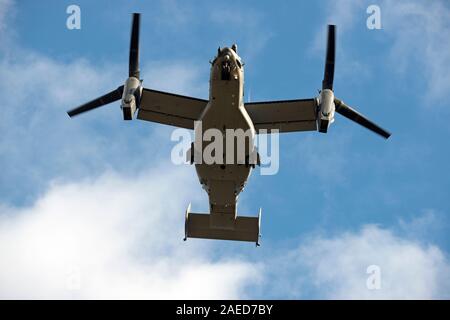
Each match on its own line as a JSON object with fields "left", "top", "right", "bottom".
{"left": 194, "top": 46, "right": 255, "bottom": 219}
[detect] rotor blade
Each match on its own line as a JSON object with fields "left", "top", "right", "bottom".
{"left": 334, "top": 98, "right": 391, "bottom": 139}
{"left": 67, "top": 86, "right": 124, "bottom": 117}
{"left": 322, "top": 25, "right": 336, "bottom": 90}
{"left": 129, "top": 13, "right": 140, "bottom": 78}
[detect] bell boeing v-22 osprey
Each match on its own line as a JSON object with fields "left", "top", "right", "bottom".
{"left": 67, "top": 13, "right": 390, "bottom": 245}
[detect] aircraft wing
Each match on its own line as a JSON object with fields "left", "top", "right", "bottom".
{"left": 244, "top": 98, "right": 318, "bottom": 133}
{"left": 137, "top": 88, "right": 208, "bottom": 129}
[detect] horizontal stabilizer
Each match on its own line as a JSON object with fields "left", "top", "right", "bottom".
{"left": 184, "top": 205, "right": 261, "bottom": 245}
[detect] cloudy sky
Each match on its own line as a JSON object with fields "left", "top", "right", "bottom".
{"left": 0, "top": 0, "right": 450, "bottom": 299}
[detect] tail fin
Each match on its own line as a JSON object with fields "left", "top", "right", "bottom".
{"left": 184, "top": 204, "right": 261, "bottom": 246}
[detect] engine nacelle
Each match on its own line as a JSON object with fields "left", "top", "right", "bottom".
{"left": 121, "top": 77, "right": 142, "bottom": 120}
{"left": 317, "top": 89, "right": 335, "bottom": 133}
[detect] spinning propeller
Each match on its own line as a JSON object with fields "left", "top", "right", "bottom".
{"left": 67, "top": 13, "right": 142, "bottom": 120}
{"left": 317, "top": 25, "right": 391, "bottom": 139}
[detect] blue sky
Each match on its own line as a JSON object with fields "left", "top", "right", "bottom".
{"left": 1, "top": 0, "right": 450, "bottom": 299}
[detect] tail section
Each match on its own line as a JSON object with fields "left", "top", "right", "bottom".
{"left": 184, "top": 204, "right": 261, "bottom": 245}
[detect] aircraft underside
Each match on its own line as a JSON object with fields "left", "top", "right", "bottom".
{"left": 67, "top": 13, "right": 391, "bottom": 246}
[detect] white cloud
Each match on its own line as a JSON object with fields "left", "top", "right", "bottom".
{"left": 382, "top": 0, "right": 450, "bottom": 103}
{"left": 0, "top": 43, "right": 206, "bottom": 204}
{"left": 310, "top": 0, "right": 364, "bottom": 53}
{"left": 1, "top": 168, "right": 449, "bottom": 299}
{"left": 0, "top": 25, "right": 245, "bottom": 297}
{"left": 316, "top": 0, "right": 450, "bottom": 103}
{"left": 0, "top": 53, "right": 128, "bottom": 202}
{"left": 0, "top": 2, "right": 261, "bottom": 299}
{"left": 142, "top": 60, "right": 208, "bottom": 98}
{"left": 0, "top": 0, "right": 13, "bottom": 33}
{"left": 0, "top": 167, "right": 260, "bottom": 299}
{"left": 266, "top": 225, "right": 450, "bottom": 299}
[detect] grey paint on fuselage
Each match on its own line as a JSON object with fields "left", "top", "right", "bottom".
{"left": 195, "top": 46, "right": 255, "bottom": 220}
